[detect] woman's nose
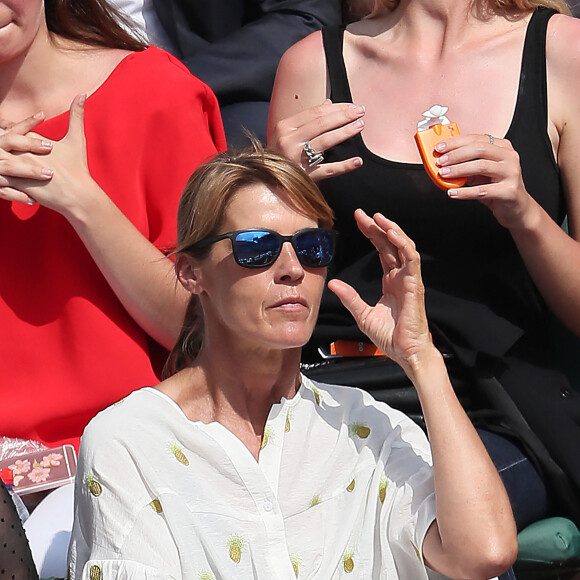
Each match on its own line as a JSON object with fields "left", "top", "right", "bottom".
{"left": 274, "top": 242, "right": 305, "bottom": 282}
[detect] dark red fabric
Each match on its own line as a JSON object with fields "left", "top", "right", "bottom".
{"left": 0, "top": 47, "right": 226, "bottom": 450}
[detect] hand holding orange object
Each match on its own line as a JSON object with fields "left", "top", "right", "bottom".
{"left": 414, "top": 105, "right": 466, "bottom": 190}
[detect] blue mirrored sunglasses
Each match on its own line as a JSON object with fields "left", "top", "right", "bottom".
{"left": 189, "top": 228, "right": 336, "bottom": 268}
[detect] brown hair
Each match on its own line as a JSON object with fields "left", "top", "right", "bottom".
{"left": 163, "top": 143, "right": 334, "bottom": 378}
{"left": 364, "top": 0, "right": 571, "bottom": 17}
{"left": 45, "top": 0, "right": 148, "bottom": 51}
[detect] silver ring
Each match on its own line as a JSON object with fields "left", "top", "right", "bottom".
{"left": 486, "top": 133, "right": 494, "bottom": 145}
{"left": 303, "top": 141, "right": 324, "bottom": 168}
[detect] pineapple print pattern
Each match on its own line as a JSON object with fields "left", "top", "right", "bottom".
{"left": 168, "top": 441, "right": 189, "bottom": 466}
{"left": 290, "top": 554, "right": 302, "bottom": 578}
{"left": 346, "top": 478, "right": 355, "bottom": 492}
{"left": 260, "top": 426, "right": 274, "bottom": 450}
{"left": 411, "top": 541, "right": 422, "bottom": 563}
{"left": 311, "top": 386, "right": 322, "bottom": 406}
{"left": 227, "top": 534, "right": 246, "bottom": 564}
{"left": 198, "top": 571, "right": 216, "bottom": 580}
{"left": 309, "top": 494, "right": 322, "bottom": 508}
{"left": 89, "top": 565, "right": 102, "bottom": 580}
{"left": 149, "top": 498, "right": 163, "bottom": 513}
{"left": 379, "top": 476, "right": 388, "bottom": 504}
{"left": 342, "top": 550, "right": 355, "bottom": 573}
{"left": 84, "top": 472, "right": 102, "bottom": 497}
{"left": 349, "top": 422, "right": 371, "bottom": 439}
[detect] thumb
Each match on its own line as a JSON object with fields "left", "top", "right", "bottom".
{"left": 327, "top": 278, "right": 371, "bottom": 330}
{"left": 66, "top": 94, "right": 87, "bottom": 142}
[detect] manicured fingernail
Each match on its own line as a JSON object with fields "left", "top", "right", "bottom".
{"left": 350, "top": 104, "right": 365, "bottom": 114}
{"left": 26, "top": 197, "right": 36, "bottom": 205}
{"left": 353, "top": 119, "right": 364, "bottom": 129}
{"left": 79, "top": 94, "right": 86, "bottom": 106}
{"left": 353, "top": 157, "right": 363, "bottom": 167}
{"left": 436, "top": 154, "right": 448, "bottom": 166}
{"left": 448, "top": 189, "right": 459, "bottom": 198}
{"left": 439, "top": 167, "right": 451, "bottom": 176}
{"left": 41, "top": 168, "right": 53, "bottom": 177}
{"left": 41, "top": 140, "right": 52, "bottom": 149}
{"left": 435, "top": 142, "right": 446, "bottom": 152}
{"left": 33, "top": 111, "right": 44, "bottom": 120}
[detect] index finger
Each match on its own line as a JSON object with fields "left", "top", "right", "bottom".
{"left": 279, "top": 101, "right": 365, "bottom": 141}
{"left": 355, "top": 210, "right": 421, "bottom": 273}
{"left": 4, "top": 112, "right": 46, "bottom": 136}
{"left": 353, "top": 209, "right": 401, "bottom": 270}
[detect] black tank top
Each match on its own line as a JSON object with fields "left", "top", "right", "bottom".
{"left": 306, "top": 7, "right": 565, "bottom": 366}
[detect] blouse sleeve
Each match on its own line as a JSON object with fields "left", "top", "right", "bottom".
{"left": 378, "top": 417, "right": 438, "bottom": 577}
{"left": 68, "top": 417, "right": 181, "bottom": 579}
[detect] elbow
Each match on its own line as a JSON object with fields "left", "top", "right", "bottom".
{"left": 458, "top": 536, "right": 519, "bottom": 580}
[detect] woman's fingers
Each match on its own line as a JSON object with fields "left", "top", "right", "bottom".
{"left": 0, "top": 185, "right": 37, "bottom": 206}
{"left": 276, "top": 100, "right": 364, "bottom": 141}
{"left": 353, "top": 209, "right": 420, "bottom": 271}
{"left": 0, "top": 132, "right": 53, "bottom": 155}
{"left": 1, "top": 111, "right": 46, "bottom": 135}
{"left": 269, "top": 100, "right": 365, "bottom": 178}
{"left": 0, "top": 157, "right": 54, "bottom": 182}
{"left": 307, "top": 157, "right": 363, "bottom": 181}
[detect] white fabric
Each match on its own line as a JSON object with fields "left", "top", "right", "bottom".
{"left": 23, "top": 482, "right": 74, "bottom": 578}
{"left": 69, "top": 377, "right": 441, "bottom": 579}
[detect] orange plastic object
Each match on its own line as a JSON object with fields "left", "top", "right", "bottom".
{"left": 414, "top": 122, "right": 466, "bottom": 190}
{"left": 330, "top": 340, "right": 385, "bottom": 357}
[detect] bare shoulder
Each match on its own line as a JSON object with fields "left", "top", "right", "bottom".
{"left": 277, "top": 29, "right": 326, "bottom": 83}
{"left": 546, "top": 14, "right": 580, "bottom": 130}
{"left": 270, "top": 30, "right": 328, "bottom": 118}
{"left": 546, "top": 14, "right": 580, "bottom": 77}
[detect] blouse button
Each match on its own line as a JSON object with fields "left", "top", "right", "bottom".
{"left": 561, "top": 387, "right": 573, "bottom": 399}
{"left": 90, "top": 564, "right": 102, "bottom": 580}
{"left": 263, "top": 500, "right": 273, "bottom": 512}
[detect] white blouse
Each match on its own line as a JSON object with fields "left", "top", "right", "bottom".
{"left": 68, "top": 377, "right": 442, "bottom": 579}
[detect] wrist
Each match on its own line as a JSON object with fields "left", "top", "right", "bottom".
{"left": 400, "top": 344, "right": 446, "bottom": 383}
{"left": 506, "top": 195, "right": 543, "bottom": 236}
{"left": 61, "top": 181, "right": 108, "bottom": 227}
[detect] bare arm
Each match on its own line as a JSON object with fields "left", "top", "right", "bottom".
{"left": 0, "top": 96, "right": 189, "bottom": 349}
{"left": 329, "top": 210, "right": 518, "bottom": 579}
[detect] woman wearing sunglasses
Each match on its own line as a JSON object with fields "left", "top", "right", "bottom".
{"left": 68, "top": 145, "right": 516, "bottom": 579}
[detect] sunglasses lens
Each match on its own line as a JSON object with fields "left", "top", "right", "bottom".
{"left": 294, "top": 229, "right": 335, "bottom": 267}
{"left": 233, "top": 230, "right": 281, "bottom": 267}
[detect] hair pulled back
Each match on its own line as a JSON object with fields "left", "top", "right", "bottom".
{"left": 163, "top": 143, "right": 334, "bottom": 378}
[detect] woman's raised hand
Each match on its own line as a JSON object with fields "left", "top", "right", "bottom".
{"left": 0, "top": 95, "right": 98, "bottom": 217}
{"left": 268, "top": 100, "right": 365, "bottom": 181}
{"left": 434, "top": 133, "right": 534, "bottom": 231}
{"left": 328, "top": 209, "right": 433, "bottom": 373}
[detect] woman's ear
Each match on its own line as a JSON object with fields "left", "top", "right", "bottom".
{"left": 175, "top": 253, "right": 204, "bottom": 295}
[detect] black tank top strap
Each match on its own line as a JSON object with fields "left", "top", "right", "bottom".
{"left": 321, "top": 25, "right": 351, "bottom": 103}
{"left": 509, "top": 7, "right": 556, "bottom": 145}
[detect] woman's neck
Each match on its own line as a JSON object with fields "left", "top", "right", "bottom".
{"left": 0, "top": 30, "right": 128, "bottom": 123}
{"left": 160, "top": 345, "right": 302, "bottom": 458}
{"left": 367, "top": 0, "right": 499, "bottom": 50}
